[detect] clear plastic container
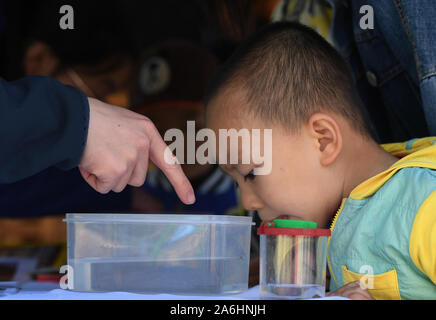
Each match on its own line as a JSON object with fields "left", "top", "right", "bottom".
{"left": 257, "top": 219, "right": 331, "bottom": 299}
{"left": 64, "top": 214, "right": 253, "bottom": 295}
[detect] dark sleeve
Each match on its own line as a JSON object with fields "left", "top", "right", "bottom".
{"left": 397, "top": 1, "right": 436, "bottom": 135}
{"left": 0, "top": 76, "right": 89, "bottom": 183}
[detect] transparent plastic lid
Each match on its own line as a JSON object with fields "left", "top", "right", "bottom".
{"left": 64, "top": 213, "right": 254, "bottom": 225}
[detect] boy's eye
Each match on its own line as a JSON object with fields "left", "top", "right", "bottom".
{"left": 244, "top": 170, "right": 256, "bottom": 182}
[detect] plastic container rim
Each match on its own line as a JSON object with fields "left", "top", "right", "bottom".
{"left": 63, "top": 213, "right": 255, "bottom": 225}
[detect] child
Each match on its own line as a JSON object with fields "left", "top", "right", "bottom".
{"left": 205, "top": 22, "right": 436, "bottom": 300}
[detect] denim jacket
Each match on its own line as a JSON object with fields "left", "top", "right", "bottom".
{"left": 328, "top": 0, "right": 436, "bottom": 143}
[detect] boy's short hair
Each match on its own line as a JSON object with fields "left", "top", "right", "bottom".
{"left": 205, "top": 22, "right": 373, "bottom": 138}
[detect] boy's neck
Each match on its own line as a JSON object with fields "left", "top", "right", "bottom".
{"left": 341, "top": 138, "right": 399, "bottom": 199}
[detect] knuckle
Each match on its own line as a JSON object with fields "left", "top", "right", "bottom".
{"left": 112, "top": 186, "right": 123, "bottom": 193}
{"left": 141, "top": 117, "right": 155, "bottom": 131}
{"left": 127, "top": 150, "right": 138, "bottom": 166}
{"left": 129, "top": 178, "right": 145, "bottom": 188}
{"left": 97, "top": 185, "right": 111, "bottom": 194}
{"left": 137, "top": 136, "right": 150, "bottom": 151}
{"left": 143, "top": 119, "right": 160, "bottom": 137}
{"left": 114, "top": 163, "right": 128, "bottom": 178}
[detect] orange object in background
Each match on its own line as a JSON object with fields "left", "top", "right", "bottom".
{"left": 104, "top": 89, "right": 131, "bottom": 108}
{"left": 36, "top": 274, "right": 62, "bottom": 283}
{"left": 0, "top": 216, "right": 67, "bottom": 281}
{"left": 0, "top": 216, "right": 65, "bottom": 246}
{"left": 253, "top": 0, "right": 280, "bottom": 21}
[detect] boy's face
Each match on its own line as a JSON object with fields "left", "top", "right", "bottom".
{"left": 206, "top": 90, "right": 341, "bottom": 228}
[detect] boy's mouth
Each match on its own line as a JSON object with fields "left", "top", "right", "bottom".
{"left": 277, "top": 215, "right": 290, "bottom": 220}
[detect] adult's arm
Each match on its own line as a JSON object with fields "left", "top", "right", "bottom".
{"left": 0, "top": 76, "right": 195, "bottom": 204}
{"left": 0, "top": 75, "right": 88, "bottom": 183}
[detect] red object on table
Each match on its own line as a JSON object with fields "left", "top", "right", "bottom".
{"left": 36, "top": 274, "right": 62, "bottom": 283}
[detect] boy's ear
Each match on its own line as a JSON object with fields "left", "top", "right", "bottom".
{"left": 306, "top": 113, "right": 342, "bottom": 166}
{"left": 24, "top": 42, "right": 60, "bottom": 76}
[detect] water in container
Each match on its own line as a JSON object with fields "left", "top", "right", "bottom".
{"left": 64, "top": 214, "right": 253, "bottom": 295}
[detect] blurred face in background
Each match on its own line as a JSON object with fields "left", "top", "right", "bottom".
{"left": 130, "top": 39, "right": 219, "bottom": 180}
{"left": 134, "top": 103, "right": 211, "bottom": 180}
{"left": 23, "top": 41, "right": 133, "bottom": 102}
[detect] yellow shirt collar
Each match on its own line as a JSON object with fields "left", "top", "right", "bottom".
{"left": 350, "top": 137, "right": 436, "bottom": 200}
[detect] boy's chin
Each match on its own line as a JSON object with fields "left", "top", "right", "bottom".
{"left": 275, "top": 215, "right": 303, "bottom": 220}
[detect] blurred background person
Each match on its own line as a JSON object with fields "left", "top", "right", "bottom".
{"left": 130, "top": 39, "right": 241, "bottom": 216}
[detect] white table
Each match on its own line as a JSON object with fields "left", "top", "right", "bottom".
{"left": 0, "top": 282, "right": 348, "bottom": 300}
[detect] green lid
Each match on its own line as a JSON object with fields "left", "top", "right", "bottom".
{"left": 270, "top": 219, "right": 317, "bottom": 229}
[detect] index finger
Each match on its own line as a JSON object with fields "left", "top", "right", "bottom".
{"left": 145, "top": 121, "right": 196, "bottom": 205}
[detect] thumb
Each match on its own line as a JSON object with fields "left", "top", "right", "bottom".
{"left": 79, "top": 167, "right": 97, "bottom": 189}
{"left": 79, "top": 167, "right": 111, "bottom": 194}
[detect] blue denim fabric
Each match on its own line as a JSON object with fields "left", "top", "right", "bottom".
{"left": 328, "top": 0, "right": 436, "bottom": 142}
{"left": 399, "top": 0, "right": 436, "bottom": 133}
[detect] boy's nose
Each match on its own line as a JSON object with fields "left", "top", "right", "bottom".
{"left": 239, "top": 186, "right": 264, "bottom": 211}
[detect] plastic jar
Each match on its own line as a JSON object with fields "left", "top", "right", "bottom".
{"left": 257, "top": 219, "right": 331, "bottom": 299}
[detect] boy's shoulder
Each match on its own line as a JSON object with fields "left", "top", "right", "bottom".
{"left": 331, "top": 166, "right": 436, "bottom": 298}
{"left": 376, "top": 166, "right": 436, "bottom": 209}
{"left": 341, "top": 165, "right": 435, "bottom": 248}
{"left": 388, "top": 166, "right": 436, "bottom": 290}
